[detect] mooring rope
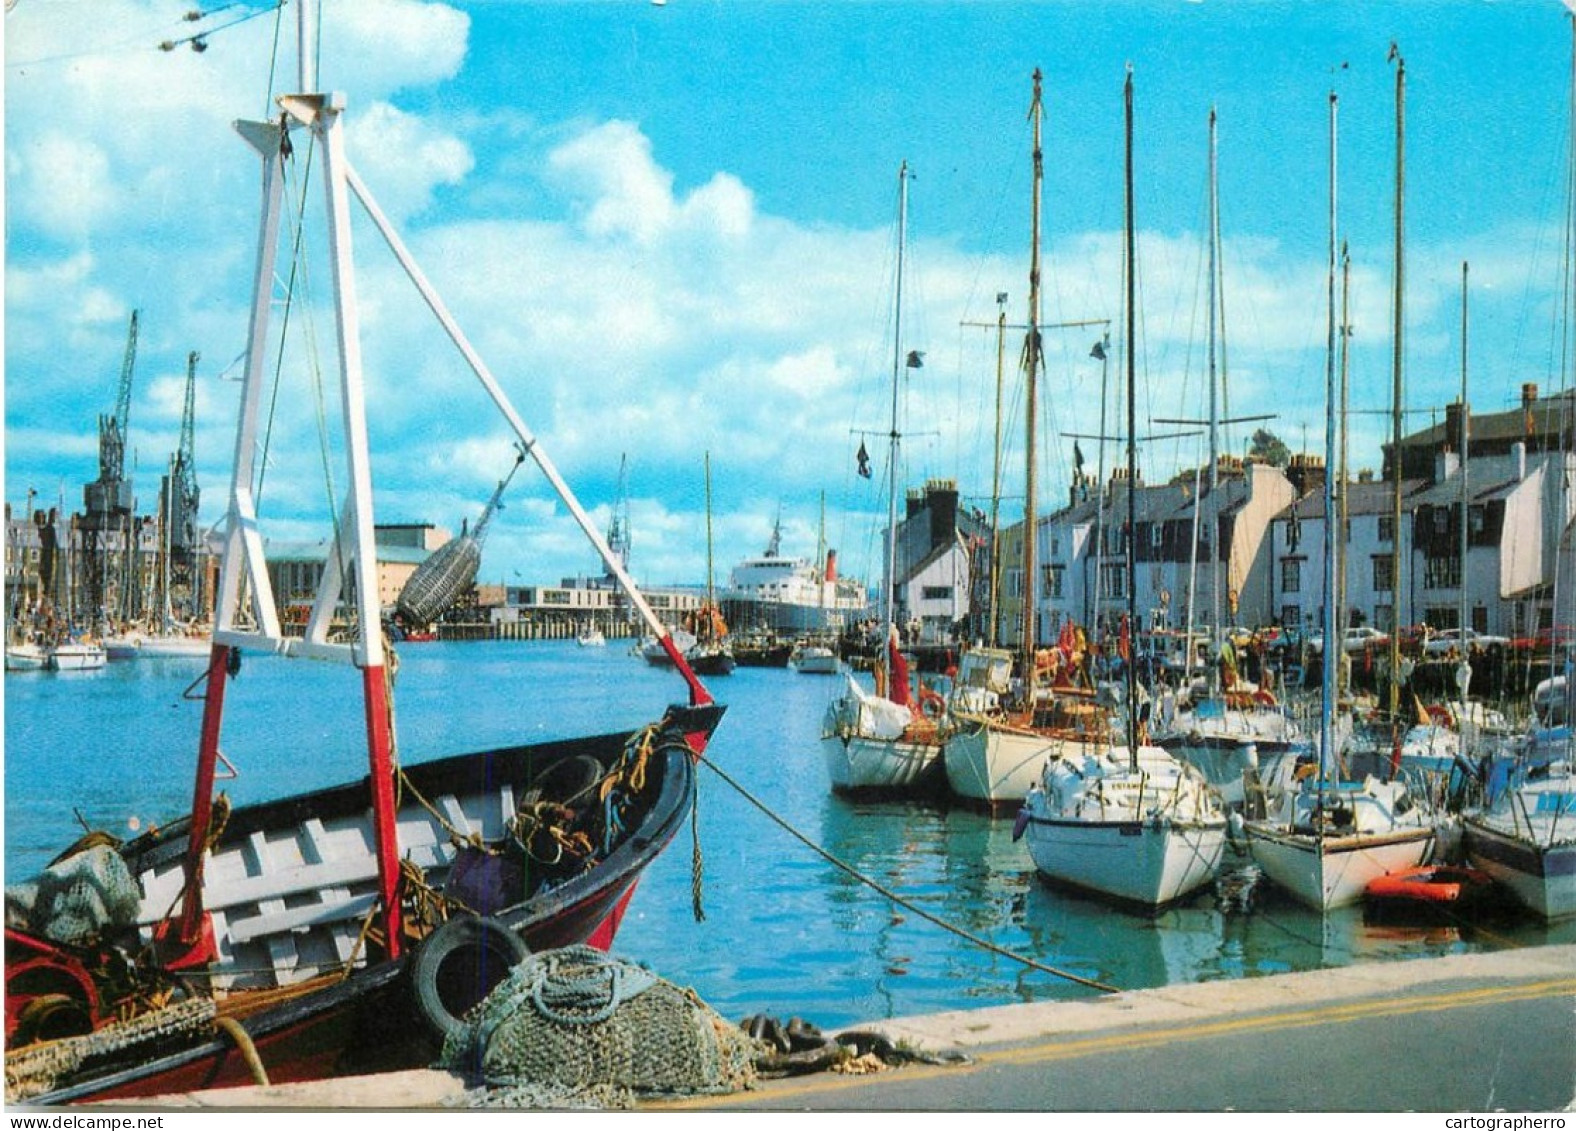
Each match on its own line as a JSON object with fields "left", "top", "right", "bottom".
{"left": 694, "top": 752, "right": 1119, "bottom": 994}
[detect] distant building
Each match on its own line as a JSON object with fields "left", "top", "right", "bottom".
{"left": 1022, "top": 458, "right": 1297, "bottom": 644}
{"left": 1273, "top": 390, "right": 1576, "bottom": 640}
{"left": 265, "top": 524, "right": 451, "bottom": 626}
{"left": 885, "top": 479, "right": 991, "bottom": 644}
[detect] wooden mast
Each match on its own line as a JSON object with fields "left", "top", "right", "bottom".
{"left": 1124, "top": 66, "right": 1139, "bottom": 766}
{"left": 1021, "top": 69, "right": 1044, "bottom": 691}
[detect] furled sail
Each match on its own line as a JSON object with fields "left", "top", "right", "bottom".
{"left": 396, "top": 451, "right": 523, "bottom": 628}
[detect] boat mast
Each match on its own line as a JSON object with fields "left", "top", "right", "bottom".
{"left": 706, "top": 451, "right": 716, "bottom": 611}
{"left": 1321, "top": 89, "right": 1340, "bottom": 784}
{"left": 991, "top": 292, "right": 1007, "bottom": 644}
{"left": 884, "top": 163, "right": 909, "bottom": 647}
{"left": 1090, "top": 334, "right": 1110, "bottom": 636}
{"left": 1124, "top": 66, "right": 1139, "bottom": 766}
{"left": 1021, "top": 70, "right": 1044, "bottom": 686}
{"left": 1207, "top": 105, "right": 1222, "bottom": 672}
{"left": 1338, "top": 242, "right": 1351, "bottom": 697}
{"left": 1388, "top": 45, "right": 1406, "bottom": 734}
{"left": 1457, "top": 261, "right": 1472, "bottom": 715}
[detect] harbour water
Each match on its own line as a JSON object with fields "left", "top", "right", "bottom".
{"left": 5, "top": 640, "right": 1572, "bottom": 1031}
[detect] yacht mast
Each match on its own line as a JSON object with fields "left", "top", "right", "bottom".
{"left": 1388, "top": 46, "right": 1407, "bottom": 732}
{"left": 1124, "top": 66, "right": 1140, "bottom": 767}
{"left": 884, "top": 164, "right": 909, "bottom": 640}
{"left": 1322, "top": 90, "right": 1340, "bottom": 782}
{"left": 1021, "top": 71, "right": 1044, "bottom": 684}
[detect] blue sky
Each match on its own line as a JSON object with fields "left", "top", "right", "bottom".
{"left": 5, "top": 0, "right": 1574, "bottom": 597}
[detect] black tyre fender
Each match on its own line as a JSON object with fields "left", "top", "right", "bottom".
{"left": 410, "top": 914, "right": 529, "bottom": 1042}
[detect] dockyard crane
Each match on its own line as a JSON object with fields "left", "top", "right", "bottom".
{"left": 81, "top": 311, "right": 140, "bottom": 631}
{"left": 160, "top": 351, "right": 203, "bottom": 624}
{"left": 98, "top": 311, "right": 138, "bottom": 486}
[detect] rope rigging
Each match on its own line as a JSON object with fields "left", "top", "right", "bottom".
{"left": 694, "top": 751, "right": 1119, "bottom": 995}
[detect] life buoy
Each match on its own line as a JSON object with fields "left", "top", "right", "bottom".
{"left": 918, "top": 688, "right": 945, "bottom": 720}
{"left": 411, "top": 915, "right": 530, "bottom": 1041}
{"left": 1253, "top": 688, "right": 1278, "bottom": 707}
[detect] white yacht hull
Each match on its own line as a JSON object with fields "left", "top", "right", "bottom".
{"left": 1244, "top": 824, "right": 1435, "bottom": 911}
{"left": 1022, "top": 814, "right": 1226, "bottom": 908}
{"left": 135, "top": 634, "right": 212, "bottom": 659}
{"left": 819, "top": 731, "right": 941, "bottom": 793}
{"left": 1463, "top": 769, "right": 1576, "bottom": 921}
{"left": 5, "top": 645, "right": 48, "bottom": 671}
{"left": 943, "top": 721, "right": 1086, "bottom": 811}
{"left": 48, "top": 644, "right": 107, "bottom": 671}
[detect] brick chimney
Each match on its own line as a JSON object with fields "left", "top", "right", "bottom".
{"left": 1445, "top": 400, "right": 1468, "bottom": 454}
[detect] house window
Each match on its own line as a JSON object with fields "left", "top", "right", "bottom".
{"left": 1422, "top": 554, "right": 1461, "bottom": 590}
{"left": 1372, "top": 555, "right": 1393, "bottom": 592}
{"left": 1377, "top": 515, "right": 1395, "bottom": 544}
{"left": 1047, "top": 565, "right": 1065, "bottom": 599}
{"left": 1281, "top": 559, "right": 1302, "bottom": 593}
{"left": 1005, "top": 569, "right": 1022, "bottom": 599}
{"left": 1099, "top": 561, "right": 1128, "bottom": 599}
{"left": 1281, "top": 604, "right": 1301, "bottom": 630}
{"left": 922, "top": 585, "right": 953, "bottom": 601}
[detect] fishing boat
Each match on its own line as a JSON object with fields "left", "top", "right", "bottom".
{"left": 1242, "top": 82, "right": 1434, "bottom": 912}
{"left": 1015, "top": 72, "right": 1227, "bottom": 909}
{"left": 3, "top": 7, "right": 723, "bottom": 1103}
{"left": 818, "top": 164, "right": 947, "bottom": 798}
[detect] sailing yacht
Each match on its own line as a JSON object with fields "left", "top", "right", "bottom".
{"left": 1015, "top": 69, "right": 1227, "bottom": 908}
{"left": 1243, "top": 83, "right": 1433, "bottom": 911}
{"left": 1461, "top": 20, "right": 1576, "bottom": 923}
{"left": 1149, "top": 107, "right": 1309, "bottom": 809}
{"left": 820, "top": 163, "right": 945, "bottom": 796}
{"left": 943, "top": 71, "right": 1110, "bottom": 813}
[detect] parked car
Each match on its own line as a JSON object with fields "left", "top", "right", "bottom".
{"left": 1422, "top": 628, "right": 1510, "bottom": 656}
{"left": 1510, "top": 625, "right": 1576, "bottom": 652}
{"left": 1308, "top": 625, "right": 1390, "bottom": 654}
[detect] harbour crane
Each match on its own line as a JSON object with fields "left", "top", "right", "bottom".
{"left": 81, "top": 311, "right": 140, "bottom": 631}
{"left": 160, "top": 351, "right": 202, "bottom": 624}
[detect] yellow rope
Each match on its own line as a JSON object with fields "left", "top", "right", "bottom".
{"left": 213, "top": 1016, "right": 269, "bottom": 1087}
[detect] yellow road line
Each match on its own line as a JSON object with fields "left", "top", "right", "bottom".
{"left": 654, "top": 977, "right": 1576, "bottom": 1109}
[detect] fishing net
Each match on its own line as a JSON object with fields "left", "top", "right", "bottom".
{"left": 6, "top": 840, "right": 142, "bottom": 946}
{"left": 437, "top": 944, "right": 762, "bottom": 1110}
{"left": 5, "top": 996, "right": 216, "bottom": 1103}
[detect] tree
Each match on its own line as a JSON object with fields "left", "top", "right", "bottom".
{"left": 1249, "top": 428, "right": 1291, "bottom": 468}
